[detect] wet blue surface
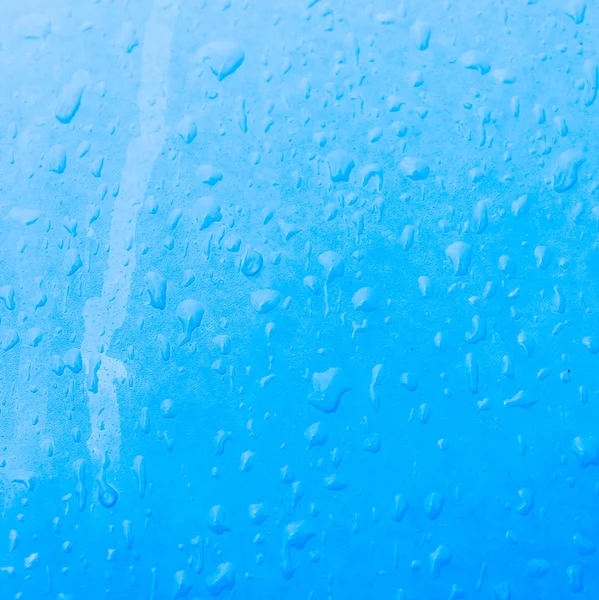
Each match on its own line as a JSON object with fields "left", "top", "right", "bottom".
{"left": 0, "top": 0, "right": 598, "bottom": 598}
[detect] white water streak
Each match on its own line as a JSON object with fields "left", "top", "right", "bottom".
{"left": 81, "top": 0, "right": 179, "bottom": 466}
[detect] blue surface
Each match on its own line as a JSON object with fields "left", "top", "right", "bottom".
{"left": 0, "top": 0, "right": 598, "bottom": 598}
